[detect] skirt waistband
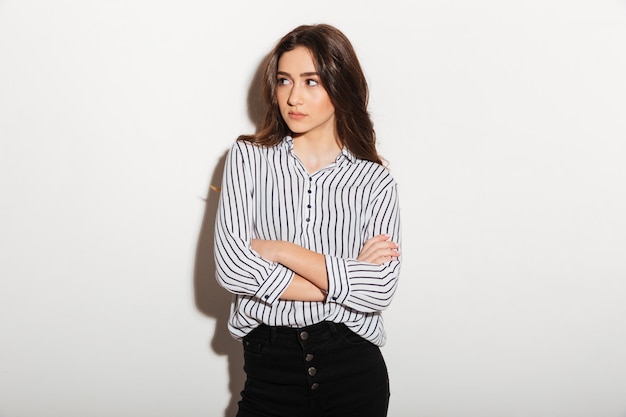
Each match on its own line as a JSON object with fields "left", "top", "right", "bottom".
{"left": 247, "top": 321, "right": 350, "bottom": 345}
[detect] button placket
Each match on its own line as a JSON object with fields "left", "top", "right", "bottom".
{"left": 305, "top": 176, "right": 313, "bottom": 224}
{"left": 299, "top": 330, "right": 320, "bottom": 391}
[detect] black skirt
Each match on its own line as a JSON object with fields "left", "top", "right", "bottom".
{"left": 236, "top": 321, "right": 390, "bottom": 417}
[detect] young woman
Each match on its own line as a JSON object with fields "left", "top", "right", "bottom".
{"left": 214, "top": 23, "right": 402, "bottom": 417}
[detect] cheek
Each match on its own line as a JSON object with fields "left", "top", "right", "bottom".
{"left": 319, "top": 97, "right": 335, "bottom": 115}
{"left": 275, "top": 92, "right": 287, "bottom": 110}
{"left": 315, "top": 91, "right": 334, "bottom": 112}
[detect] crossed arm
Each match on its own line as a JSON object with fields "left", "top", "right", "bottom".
{"left": 251, "top": 234, "right": 400, "bottom": 302}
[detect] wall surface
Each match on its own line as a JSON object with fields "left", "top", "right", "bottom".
{"left": 1, "top": 1, "right": 626, "bottom": 416}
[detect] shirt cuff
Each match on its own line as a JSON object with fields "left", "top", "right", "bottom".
{"left": 254, "top": 262, "right": 294, "bottom": 304}
{"left": 324, "top": 255, "right": 350, "bottom": 304}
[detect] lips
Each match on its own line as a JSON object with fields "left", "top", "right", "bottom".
{"left": 288, "top": 111, "right": 306, "bottom": 120}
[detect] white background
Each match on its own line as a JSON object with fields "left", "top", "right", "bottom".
{"left": 1, "top": 1, "right": 626, "bottom": 416}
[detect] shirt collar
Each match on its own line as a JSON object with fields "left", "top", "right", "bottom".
{"left": 284, "top": 136, "right": 357, "bottom": 164}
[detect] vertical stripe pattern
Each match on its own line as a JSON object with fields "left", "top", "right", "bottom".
{"left": 214, "top": 137, "right": 401, "bottom": 346}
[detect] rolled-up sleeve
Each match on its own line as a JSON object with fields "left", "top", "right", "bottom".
{"left": 325, "top": 180, "right": 401, "bottom": 313}
{"left": 214, "top": 142, "right": 294, "bottom": 304}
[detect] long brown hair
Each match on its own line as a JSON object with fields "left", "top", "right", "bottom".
{"left": 238, "top": 24, "right": 383, "bottom": 165}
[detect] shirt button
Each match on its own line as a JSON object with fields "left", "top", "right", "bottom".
{"left": 311, "top": 383, "right": 319, "bottom": 390}
{"left": 307, "top": 204, "right": 311, "bottom": 208}
{"left": 307, "top": 190, "right": 312, "bottom": 194}
{"left": 305, "top": 353, "right": 314, "bottom": 362}
{"left": 299, "top": 331, "right": 309, "bottom": 341}
{"left": 308, "top": 367, "right": 317, "bottom": 376}
{"left": 306, "top": 218, "right": 310, "bottom": 222}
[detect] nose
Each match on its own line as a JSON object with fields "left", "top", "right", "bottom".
{"left": 287, "top": 84, "right": 303, "bottom": 106}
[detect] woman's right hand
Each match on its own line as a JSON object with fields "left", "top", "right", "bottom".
{"left": 357, "top": 234, "right": 400, "bottom": 265}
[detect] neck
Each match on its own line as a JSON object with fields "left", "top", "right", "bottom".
{"left": 292, "top": 134, "right": 342, "bottom": 174}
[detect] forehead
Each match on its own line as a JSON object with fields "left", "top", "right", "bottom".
{"left": 277, "top": 46, "right": 317, "bottom": 72}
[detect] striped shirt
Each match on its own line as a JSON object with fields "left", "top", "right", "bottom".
{"left": 214, "top": 136, "right": 401, "bottom": 346}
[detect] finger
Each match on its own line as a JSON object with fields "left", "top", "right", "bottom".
{"left": 358, "top": 240, "right": 397, "bottom": 262}
{"left": 360, "top": 247, "right": 400, "bottom": 264}
{"left": 372, "top": 247, "right": 401, "bottom": 264}
{"left": 360, "top": 234, "right": 388, "bottom": 253}
{"left": 369, "top": 241, "right": 399, "bottom": 255}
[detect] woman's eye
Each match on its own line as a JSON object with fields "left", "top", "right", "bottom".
{"left": 306, "top": 79, "right": 319, "bottom": 87}
{"left": 277, "top": 78, "right": 290, "bottom": 85}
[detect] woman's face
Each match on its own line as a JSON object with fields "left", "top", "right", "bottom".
{"left": 275, "top": 46, "right": 336, "bottom": 140}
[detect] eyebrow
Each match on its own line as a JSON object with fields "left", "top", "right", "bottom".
{"left": 277, "top": 71, "right": 320, "bottom": 77}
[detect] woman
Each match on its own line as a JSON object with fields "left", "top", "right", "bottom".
{"left": 214, "top": 23, "right": 401, "bottom": 417}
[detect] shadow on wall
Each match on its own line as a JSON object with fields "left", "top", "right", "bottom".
{"left": 193, "top": 55, "right": 267, "bottom": 417}
{"left": 193, "top": 150, "right": 240, "bottom": 417}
